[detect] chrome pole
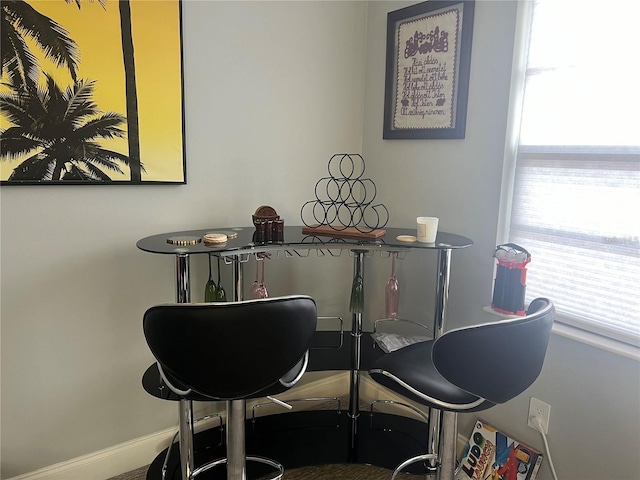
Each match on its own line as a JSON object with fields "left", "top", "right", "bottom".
{"left": 438, "top": 411, "right": 458, "bottom": 480}
{"left": 226, "top": 399, "right": 247, "bottom": 480}
{"left": 426, "top": 407, "right": 442, "bottom": 473}
{"left": 348, "top": 250, "right": 365, "bottom": 457}
{"left": 175, "top": 253, "right": 190, "bottom": 303}
{"left": 427, "top": 248, "right": 452, "bottom": 471}
{"left": 232, "top": 255, "right": 243, "bottom": 301}
{"left": 178, "top": 399, "right": 194, "bottom": 480}
{"left": 434, "top": 248, "right": 452, "bottom": 338}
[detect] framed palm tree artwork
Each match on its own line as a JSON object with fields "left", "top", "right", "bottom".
{"left": 0, "top": 0, "right": 185, "bottom": 184}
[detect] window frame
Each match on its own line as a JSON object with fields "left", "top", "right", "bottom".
{"left": 496, "top": 1, "right": 640, "bottom": 361}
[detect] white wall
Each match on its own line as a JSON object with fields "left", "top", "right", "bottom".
{"left": 2, "top": 1, "right": 639, "bottom": 480}
{"left": 0, "top": 1, "right": 367, "bottom": 477}
{"left": 362, "top": 2, "right": 640, "bottom": 480}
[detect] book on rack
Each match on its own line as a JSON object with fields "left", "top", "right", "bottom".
{"left": 455, "top": 419, "right": 543, "bottom": 480}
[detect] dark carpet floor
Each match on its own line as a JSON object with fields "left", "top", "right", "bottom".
{"left": 108, "top": 463, "right": 426, "bottom": 479}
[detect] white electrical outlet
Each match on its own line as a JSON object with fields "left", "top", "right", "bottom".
{"left": 528, "top": 397, "right": 551, "bottom": 434}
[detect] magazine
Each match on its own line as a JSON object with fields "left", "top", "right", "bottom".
{"left": 455, "top": 419, "right": 543, "bottom": 480}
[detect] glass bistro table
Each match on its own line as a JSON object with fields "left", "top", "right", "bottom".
{"left": 137, "top": 225, "right": 472, "bottom": 479}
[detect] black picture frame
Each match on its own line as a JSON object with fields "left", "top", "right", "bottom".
{"left": 383, "top": 0, "right": 475, "bottom": 140}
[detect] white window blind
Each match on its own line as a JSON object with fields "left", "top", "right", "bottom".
{"left": 508, "top": 0, "right": 640, "bottom": 345}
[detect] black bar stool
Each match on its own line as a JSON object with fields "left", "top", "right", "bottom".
{"left": 143, "top": 295, "right": 318, "bottom": 480}
{"left": 370, "top": 298, "right": 554, "bottom": 479}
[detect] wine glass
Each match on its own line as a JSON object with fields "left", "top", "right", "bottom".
{"left": 204, "top": 254, "right": 217, "bottom": 302}
{"left": 256, "top": 258, "right": 269, "bottom": 298}
{"left": 385, "top": 252, "right": 399, "bottom": 319}
{"left": 250, "top": 257, "right": 262, "bottom": 299}
{"left": 215, "top": 256, "right": 226, "bottom": 301}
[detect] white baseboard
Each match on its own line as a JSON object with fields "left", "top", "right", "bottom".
{"left": 5, "top": 426, "right": 176, "bottom": 480}
{"left": 8, "top": 372, "right": 469, "bottom": 480}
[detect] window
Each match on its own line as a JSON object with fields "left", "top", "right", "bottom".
{"left": 504, "top": 0, "right": 640, "bottom": 348}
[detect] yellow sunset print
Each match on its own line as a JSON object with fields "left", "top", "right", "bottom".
{"left": 0, "top": 0, "right": 184, "bottom": 183}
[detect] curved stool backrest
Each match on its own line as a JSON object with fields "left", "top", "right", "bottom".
{"left": 433, "top": 297, "right": 554, "bottom": 404}
{"left": 143, "top": 295, "right": 318, "bottom": 400}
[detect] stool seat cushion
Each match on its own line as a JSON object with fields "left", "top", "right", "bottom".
{"left": 370, "top": 341, "right": 494, "bottom": 412}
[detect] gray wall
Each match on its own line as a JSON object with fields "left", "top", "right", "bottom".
{"left": 2, "top": 1, "right": 639, "bottom": 479}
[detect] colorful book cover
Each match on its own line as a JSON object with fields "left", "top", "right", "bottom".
{"left": 455, "top": 419, "right": 543, "bottom": 480}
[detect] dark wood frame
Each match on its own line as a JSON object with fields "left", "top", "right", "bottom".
{"left": 383, "top": 0, "right": 475, "bottom": 140}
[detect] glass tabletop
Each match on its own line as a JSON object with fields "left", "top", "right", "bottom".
{"left": 137, "top": 226, "right": 473, "bottom": 256}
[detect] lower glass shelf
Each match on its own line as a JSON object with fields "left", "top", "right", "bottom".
{"left": 146, "top": 410, "right": 431, "bottom": 480}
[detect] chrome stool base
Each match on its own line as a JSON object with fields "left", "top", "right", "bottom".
{"left": 390, "top": 453, "right": 438, "bottom": 480}
{"left": 370, "top": 402, "right": 458, "bottom": 480}
{"left": 192, "top": 455, "right": 284, "bottom": 480}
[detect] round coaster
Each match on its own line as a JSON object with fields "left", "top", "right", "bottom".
{"left": 166, "top": 235, "right": 201, "bottom": 246}
{"left": 207, "top": 231, "right": 238, "bottom": 239}
{"left": 203, "top": 233, "right": 228, "bottom": 244}
{"left": 396, "top": 235, "right": 417, "bottom": 243}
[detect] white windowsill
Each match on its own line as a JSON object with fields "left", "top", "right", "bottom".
{"left": 551, "top": 321, "right": 640, "bottom": 362}
{"left": 482, "top": 306, "right": 640, "bottom": 362}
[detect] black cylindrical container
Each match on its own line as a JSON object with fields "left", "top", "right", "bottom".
{"left": 491, "top": 243, "right": 531, "bottom": 316}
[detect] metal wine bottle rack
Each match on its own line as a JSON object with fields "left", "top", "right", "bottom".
{"left": 301, "top": 154, "right": 389, "bottom": 233}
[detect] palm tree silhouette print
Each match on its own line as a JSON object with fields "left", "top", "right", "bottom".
{"left": 1, "top": 0, "right": 84, "bottom": 92}
{"left": 1, "top": 0, "right": 144, "bottom": 182}
{"left": 118, "top": 0, "right": 141, "bottom": 182}
{"left": 0, "top": 73, "right": 138, "bottom": 181}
